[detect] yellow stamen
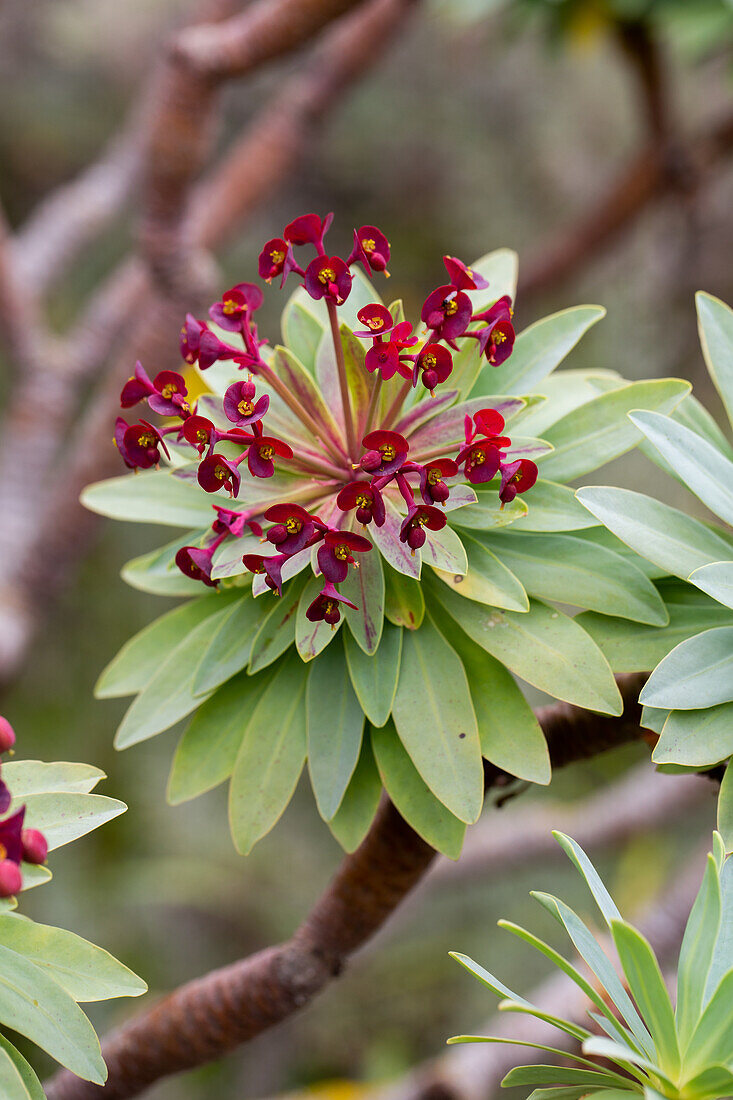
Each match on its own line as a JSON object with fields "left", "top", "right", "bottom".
{"left": 334, "top": 545, "right": 350, "bottom": 561}
{"left": 318, "top": 267, "right": 336, "bottom": 285}
{"left": 222, "top": 299, "right": 239, "bottom": 316}
{"left": 270, "top": 249, "right": 285, "bottom": 264}
{"left": 238, "top": 399, "right": 254, "bottom": 417}
{"left": 361, "top": 238, "right": 376, "bottom": 253}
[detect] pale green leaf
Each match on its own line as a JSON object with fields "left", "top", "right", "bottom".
{"left": 296, "top": 574, "right": 343, "bottom": 661}
{"left": 676, "top": 855, "right": 722, "bottom": 1045}
{"left": 371, "top": 721, "right": 466, "bottom": 859}
{"left": 392, "top": 616, "right": 483, "bottom": 823}
{"left": 718, "top": 766, "right": 733, "bottom": 853}
{"left": 340, "top": 541, "right": 384, "bottom": 655}
{"left": 507, "top": 479, "right": 599, "bottom": 532}
{"left": 610, "top": 920, "right": 680, "bottom": 1075}
{"left": 82, "top": 470, "right": 216, "bottom": 527}
{"left": 432, "top": 531, "right": 529, "bottom": 612}
{"left": 248, "top": 575, "right": 306, "bottom": 672}
{"left": 640, "top": 627, "right": 733, "bottom": 709}
{"left": 307, "top": 643, "right": 364, "bottom": 820}
{"left": 688, "top": 562, "right": 733, "bottom": 610}
{"left": 0, "top": 1033, "right": 45, "bottom": 1100}
{"left": 3, "top": 762, "right": 104, "bottom": 798}
{"left": 281, "top": 300, "right": 324, "bottom": 372}
{"left": 327, "top": 738, "right": 382, "bottom": 853}
{"left": 228, "top": 653, "right": 307, "bottom": 855}
{"left": 696, "top": 291, "right": 733, "bottom": 428}
{"left": 344, "top": 623, "right": 402, "bottom": 728}
{"left": 193, "top": 596, "right": 261, "bottom": 694}
{"left": 653, "top": 703, "right": 733, "bottom": 766}
{"left": 18, "top": 793, "right": 124, "bottom": 851}
{"left": 384, "top": 566, "right": 425, "bottom": 629}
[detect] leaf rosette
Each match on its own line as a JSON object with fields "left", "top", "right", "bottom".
{"left": 84, "top": 216, "right": 693, "bottom": 858}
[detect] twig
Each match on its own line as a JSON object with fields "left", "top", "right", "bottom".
{"left": 45, "top": 674, "right": 652, "bottom": 1100}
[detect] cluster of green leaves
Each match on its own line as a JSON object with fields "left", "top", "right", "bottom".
{"left": 0, "top": 759, "right": 145, "bottom": 1096}
{"left": 450, "top": 831, "right": 733, "bottom": 1100}
{"left": 577, "top": 294, "right": 733, "bottom": 849}
{"left": 84, "top": 250, "right": 694, "bottom": 860}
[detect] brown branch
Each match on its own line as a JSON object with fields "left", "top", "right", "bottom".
{"left": 46, "top": 674, "right": 650, "bottom": 1100}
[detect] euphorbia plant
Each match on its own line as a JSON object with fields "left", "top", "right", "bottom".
{"left": 84, "top": 214, "right": 694, "bottom": 859}
{"left": 0, "top": 715, "right": 145, "bottom": 1096}
{"left": 450, "top": 831, "right": 733, "bottom": 1100}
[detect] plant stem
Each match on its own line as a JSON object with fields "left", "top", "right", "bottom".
{"left": 287, "top": 452, "right": 348, "bottom": 480}
{"left": 326, "top": 299, "right": 358, "bottom": 461}
{"left": 380, "top": 379, "right": 412, "bottom": 432}
{"left": 363, "top": 374, "right": 382, "bottom": 437}
{"left": 256, "top": 360, "right": 346, "bottom": 465}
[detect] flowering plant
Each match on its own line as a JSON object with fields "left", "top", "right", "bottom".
{"left": 576, "top": 293, "right": 733, "bottom": 846}
{"left": 450, "top": 830, "right": 733, "bottom": 1100}
{"left": 85, "top": 215, "right": 694, "bottom": 858}
{"left": 0, "top": 716, "right": 145, "bottom": 1095}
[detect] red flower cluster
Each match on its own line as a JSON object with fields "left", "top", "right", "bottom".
{"left": 113, "top": 214, "right": 537, "bottom": 625}
{"left": 0, "top": 717, "right": 48, "bottom": 898}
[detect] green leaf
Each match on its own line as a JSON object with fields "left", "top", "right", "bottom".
{"left": 295, "top": 574, "right": 343, "bottom": 661}
{"left": 512, "top": 368, "right": 625, "bottom": 437}
{"left": 428, "top": 601, "right": 549, "bottom": 783}
{"left": 718, "top": 766, "right": 733, "bottom": 852}
{"left": 0, "top": 915, "right": 146, "bottom": 1002}
{"left": 281, "top": 300, "right": 324, "bottom": 373}
{"left": 248, "top": 576, "right": 305, "bottom": 673}
{"left": 384, "top": 564, "right": 425, "bottom": 629}
{"left": 682, "top": 1064, "right": 733, "bottom": 1100}
{"left": 478, "top": 532, "right": 668, "bottom": 624}
{"left": 114, "top": 610, "right": 229, "bottom": 748}
{"left": 0, "top": 943, "right": 106, "bottom": 1083}
{"left": 539, "top": 379, "right": 690, "bottom": 482}
{"left": 340, "top": 542, "right": 384, "bottom": 655}
{"left": 193, "top": 596, "right": 262, "bottom": 694}
{"left": 429, "top": 580, "right": 622, "bottom": 715}
{"left": 391, "top": 616, "right": 483, "bottom": 823}
{"left": 371, "top": 722, "right": 466, "bottom": 859}
{"left": 688, "top": 562, "right": 733, "bottom": 610}
{"left": 576, "top": 487, "right": 732, "bottom": 581}
{"left": 307, "top": 642, "right": 365, "bottom": 820}
{"left": 82, "top": 470, "right": 216, "bottom": 527}
{"left": 344, "top": 623, "right": 402, "bottom": 727}
{"left": 3, "top": 762, "right": 104, "bottom": 797}
{"left": 421, "top": 525, "right": 468, "bottom": 575}
{"left": 468, "top": 247, "right": 518, "bottom": 310}
{"left": 676, "top": 855, "right": 722, "bottom": 1045}
{"left": 473, "top": 305, "right": 606, "bottom": 397}
{"left": 327, "top": 739, "right": 382, "bottom": 853}
{"left": 167, "top": 669, "right": 274, "bottom": 804}
{"left": 629, "top": 410, "right": 733, "bottom": 527}
{"left": 508, "top": 479, "right": 599, "bottom": 532}
{"left": 450, "top": 950, "right": 529, "bottom": 1005}
{"left": 577, "top": 583, "right": 733, "bottom": 672}
{"left": 653, "top": 703, "right": 733, "bottom": 766}
{"left": 610, "top": 920, "right": 680, "bottom": 1075}
{"left": 502, "top": 1066, "right": 627, "bottom": 1089}
{"left": 531, "top": 893, "right": 652, "bottom": 1057}
{"left": 228, "top": 653, "right": 307, "bottom": 855}
{"left": 432, "top": 531, "right": 528, "bottom": 612}
{"left": 0, "top": 1033, "right": 45, "bottom": 1100}
{"left": 573, "top": 527, "right": 668, "bottom": 579}
{"left": 272, "top": 345, "right": 344, "bottom": 446}
{"left": 95, "top": 595, "right": 230, "bottom": 699}
{"left": 18, "top": 793, "right": 124, "bottom": 851}
{"left": 640, "top": 627, "right": 733, "bottom": 709}
{"left": 553, "top": 832, "right": 621, "bottom": 925}
{"left": 683, "top": 968, "right": 733, "bottom": 1074}
{"left": 696, "top": 292, "right": 733, "bottom": 428}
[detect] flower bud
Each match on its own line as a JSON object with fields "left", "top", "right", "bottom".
{"left": 22, "top": 829, "right": 48, "bottom": 865}
{"left": 0, "top": 718, "right": 15, "bottom": 754}
{"left": 267, "top": 524, "right": 288, "bottom": 546}
{"left": 407, "top": 526, "right": 426, "bottom": 550}
{"left": 430, "top": 481, "right": 449, "bottom": 503}
{"left": 360, "top": 449, "right": 382, "bottom": 473}
{"left": 0, "top": 859, "right": 21, "bottom": 898}
{"left": 422, "top": 369, "right": 438, "bottom": 392}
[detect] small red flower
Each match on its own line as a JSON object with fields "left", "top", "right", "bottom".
{"left": 336, "top": 480, "right": 386, "bottom": 527}
{"left": 414, "top": 343, "right": 453, "bottom": 393}
{"left": 471, "top": 294, "right": 513, "bottom": 326}
{"left": 209, "top": 283, "right": 264, "bottom": 332}
{"left": 353, "top": 304, "right": 395, "bottom": 339}
{"left": 421, "top": 285, "right": 472, "bottom": 343}
{"left": 317, "top": 530, "right": 372, "bottom": 583}
{"left": 0, "top": 717, "right": 16, "bottom": 754}
{"left": 443, "top": 255, "right": 489, "bottom": 291}
{"left": 258, "top": 238, "right": 304, "bottom": 286}
{"left": 306, "top": 582, "right": 357, "bottom": 626}
{"left": 474, "top": 318, "right": 515, "bottom": 366}
{"left": 247, "top": 436, "right": 293, "bottom": 479}
{"left": 284, "top": 212, "right": 333, "bottom": 249}
{"left": 419, "top": 458, "right": 458, "bottom": 505}
{"left": 360, "top": 430, "right": 409, "bottom": 476}
{"left": 175, "top": 545, "right": 219, "bottom": 587}
{"left": 147, "top": 370, "right": 189, "bottom": 417}
{"left": 180, "top": 314, "right": 205, "bottom": 363}
{"left": 455, "top": 440, "right": 503, "bottom": 485}
{"left": 499, "top": 459, "right": 538, "bottom": 505}
{"left": 182, "top": 414, "right": 216, "bottom": 454}
{"left": 365, "top": 341, "right": 402, "bottom": 380}
{"left": 21, "top": 829, "right": 47, "bottom": 865}
{"left": 198, "top": 453, "right": 241, "bottom": 496}
{"left": 264, "top": 503, "right": 319, "bottom": 555}
{"left": 198, "top": 329, "right": 240, "bottom": 371}
{"left": 223, "top": 381, "right": 269, "bottom": 427}
{"left": 212, "top": 506, "right": 262, "bottom": 538}
{"left": 347, "top": 225, "right": 390, "bottom": 276}
{"left": 304, "top": 256, "right": 352, "bottom": 305}
{"left": 399, "top": 504, "right": 447, "bottom": 550}
{"left": 115, "top": 418, "right": 170, "bottom": 470}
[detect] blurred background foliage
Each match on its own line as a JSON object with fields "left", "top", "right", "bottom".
{"left": 0, "top": 0, "right": 731, "bottom": 1096}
